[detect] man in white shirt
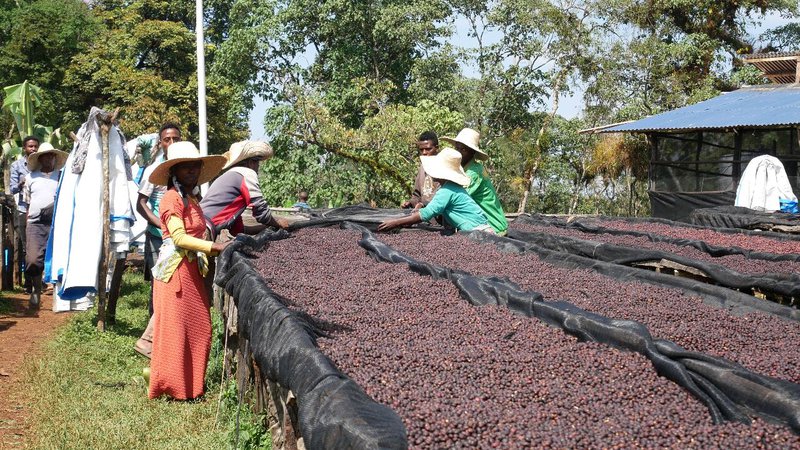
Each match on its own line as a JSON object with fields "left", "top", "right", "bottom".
{"left": 23, "top": 143, "right": 67, "bottom": 309}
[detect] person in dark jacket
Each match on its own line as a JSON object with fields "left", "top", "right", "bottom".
{"left": 401, "top": 131, "right": 441, "bottom": 209}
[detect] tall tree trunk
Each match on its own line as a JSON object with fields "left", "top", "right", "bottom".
{"left": 627, "top": 172, "right": 635, "bottom": 216}
{"left": 517, "top": 68, "right": 568, "bottom": 214}
{"left": 568, "top": 160, "right": 587, "bottom": 215}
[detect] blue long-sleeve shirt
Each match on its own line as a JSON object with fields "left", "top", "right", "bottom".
{"left": 9, "top": 157, "right": 30, "bottom": 212}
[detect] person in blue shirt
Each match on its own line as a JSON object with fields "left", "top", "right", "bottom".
{"left": 292, "top": 191, "right": 311, "bottom": 210}
{"left": 10, "top": 136, "right": 40, "bottom": 293}
{"left": 378, "top": 148, "right": 492, "bottom": 233}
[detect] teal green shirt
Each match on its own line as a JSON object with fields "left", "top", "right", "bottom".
{"left": 418, "top": 182, "right": 489, "bottom": 231}
{"left": 464, "top": 160, "right": 508, "bottom": 233}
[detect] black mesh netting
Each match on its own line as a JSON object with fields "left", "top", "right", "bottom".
{"left": 289, "top": 205, "right": 443, "bottom": 233}
{"left": 214, "top": 209, "right": 800, "bottom": 442}
{"left": 343, "top": 222, "right": 800, "bottom": 433}
{"left": 514, "top": 213, "right": 800, "bottom": 263}
{"left": 501, "top": 227, "right": 800, "bottom": 302}
{"left": 214, "top": 231, "right": 408, "bottom": 449}
{"left": 690, "top": 205, "right": 800, "bottom": 231}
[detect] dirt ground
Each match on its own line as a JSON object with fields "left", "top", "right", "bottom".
{"left": 0, "top": 291, "right": 70, "bottom": 449}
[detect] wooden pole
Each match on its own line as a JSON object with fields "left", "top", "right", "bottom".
{"left": 96, "top": 108, "right": 119, "bottom": 332}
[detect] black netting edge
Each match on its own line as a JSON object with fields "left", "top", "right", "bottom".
{"left": 573, "top": 213, "right": 800, "bottom": 241}
{"left": 214, "top": 231, "right": 408, "bottom": 450}
{"left": 690, "top": 206, "right": 800, "bottom": 230}
{"left": 472, "top": 228, "right": 800, "bottom": 322}
{"left": 345, "top": 222, "right": 800, "bottom": 434}
{"left": 289, "top": 206, "right": 443, "bottom": 233}
{"left": 514, "top": 214, "right": 800, "bottom": 263}
{"left": 503, "top": 228, "right": 800, "bottom": 300}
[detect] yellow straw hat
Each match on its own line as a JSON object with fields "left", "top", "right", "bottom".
{"left": 420, "top": 148, "right": 471, "bottom": 187}
{"left": 27, "top": 142, "right": 69, "bottom": 172}
{"left": 148, "top": 141, "right": 227, "bottom": 186}
{"left": 222, "top": 140, "right": 274, "bottom": 170}
{"left": 441, "top": 128, "right": 488, "bottom": 161}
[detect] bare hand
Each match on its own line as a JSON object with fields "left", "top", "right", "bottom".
{"left": 413, "top": 203, "right": 424, "bottom": 210}
{"left": 211, "top": 240, "right": 233, "bottom": 254}
{"left": 274, "top": 216, "right": 290, "bottom": 229}
{"left": 400, "top": 201, "right": 412, "bottom": 209}
{"left": 377, "top": 220, "right": 395, "bottom": 232}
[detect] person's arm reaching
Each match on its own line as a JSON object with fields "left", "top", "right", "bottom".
{"left": 377, "top": 212, "right": 422, "bottom": 232}
{"left": 165, "top": 216, "right": 229, "bottom": 255}
{"left": 402, "top": 166, "right": 425, "bottom": 208}
{"left": 252, "top": 197, "right": 288, "bottom": 229}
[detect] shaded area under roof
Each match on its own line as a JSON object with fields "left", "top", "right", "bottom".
{"left": 600, "top": 85, "right": 800, "bottom": 133}
{"left": 742, "top": 51, "right": 800, "bottom": 84}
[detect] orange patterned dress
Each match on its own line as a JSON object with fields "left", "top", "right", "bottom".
{"left": 148, "top": 189, "right": 212, "bottom": 400}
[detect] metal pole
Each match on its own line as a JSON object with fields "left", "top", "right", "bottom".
{"left": 196, "top": 0, "right": 207, "bottom": 158}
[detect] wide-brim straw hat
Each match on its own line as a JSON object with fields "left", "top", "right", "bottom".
{"left": 28, "top": 142, "right": 68, "bottom": 172}
{"left": 441, "top": 128, "right": 488, "bottom": 161}
{"left": 222, "top": 140, "right": 274, "bottom": 170}
{"left": 420, "top": 148, "right": 471, "bottom": 187}
{"left": 148, "top": 141, "right": 227, "bottom": 186}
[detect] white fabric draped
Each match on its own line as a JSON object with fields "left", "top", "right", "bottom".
{"left": 46, "top": 107, "right": 134, "bottom": 310}
{"left": 735, "top": 155, "right": 797, "bottom": 212}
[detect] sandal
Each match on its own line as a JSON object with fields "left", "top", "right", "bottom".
{"left": 134, "top": 339, "right": 152, "bottom": 359}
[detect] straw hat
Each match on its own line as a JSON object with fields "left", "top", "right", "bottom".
{"left": 148, "top": 141, "right": 227, "bottom": 186}
{"left": 441, "top": 128, "right": 488, "bottom": 161}
{"left": 28, "top": 142, "right": 68, "bottom": 172}
{"left": 420, "top": 148, "right": 470, "bottom": 187}
{"left": 222, "top": 140, "right": 274, "bottom": 171}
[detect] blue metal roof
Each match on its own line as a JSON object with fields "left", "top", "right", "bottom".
{"left": 602, "top": 84, "right": 800, "bottom": 133}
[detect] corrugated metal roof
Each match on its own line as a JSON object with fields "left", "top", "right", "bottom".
{"left": 601, "top": 85, "right": 800, "bottom": 133}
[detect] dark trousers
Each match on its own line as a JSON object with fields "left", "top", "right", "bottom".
{"left": 25, "top": 222, "right": 49, "bottom": 279}
{"left": 144, "top": 232, "right": 163, "bottom": 316}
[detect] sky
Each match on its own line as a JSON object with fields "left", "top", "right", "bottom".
{"left": 247, "top": 12, "right": 796, "bottom": 140}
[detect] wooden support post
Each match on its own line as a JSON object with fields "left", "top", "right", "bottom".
{"left": 95, "top": 108, "right": 119, "bottom": 332}
{"left": 795, "top": 57, "right": 800, "bottom": 84}
{"left": 106, "top": 257, "right": 126, "bottom": 326}
{"left": 1, "top": 203, "right": 12, "bottom": 291}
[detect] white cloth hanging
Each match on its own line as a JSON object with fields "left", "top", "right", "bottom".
{"left": 45, "top": 107, "right": 134, "bottom": 309}
{"left": 735, "top": 155, "right": 798, "bottom": 212}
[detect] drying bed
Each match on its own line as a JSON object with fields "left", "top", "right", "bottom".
{"left": 379, "top": 231, "right": 800, "bottom": 383}
{"left": 251, "top": 227, "right": 800, "bottom": 448}
{"left": 510, "top": 221, "right": 800, "bottom": 277}
{"left": 578, "top": 217, "right": 800, "bottom": 256}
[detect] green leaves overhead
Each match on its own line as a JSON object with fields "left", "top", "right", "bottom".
{"left": 3, "top": 80, "right": 41, "bottom": 139}
{"left": 1, "top": 0, "right": 797, "bottom": 212}
{"left": 60, "top": 0, "right": 247, "bottom": 150}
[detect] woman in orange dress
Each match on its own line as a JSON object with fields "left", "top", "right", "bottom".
{"left": 147, "top": 142, "right": 229, "bottom": 400}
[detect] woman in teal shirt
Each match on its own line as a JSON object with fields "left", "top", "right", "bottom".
{"left": 442, "top": 128, "right": 508, "bottom": 235}
{"left": 378, "top": 148, "right": 492, "bottom": 233}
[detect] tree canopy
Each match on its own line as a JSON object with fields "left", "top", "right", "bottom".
{"left": 1, "top": 0, "right": 797, "bottom": 213}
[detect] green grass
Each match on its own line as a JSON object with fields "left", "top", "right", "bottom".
{"left": 0, "top": 292, "right": 18, "bottom": 314}
{"left": 23, "top": 269, "right": 270, "bottom": 450}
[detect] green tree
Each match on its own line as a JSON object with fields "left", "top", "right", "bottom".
{"left": 0, "top": 0, "right": 97, "bottom": 133}
{"left": 216, "top": 0, "right": 461, "bottom": 205}
{"left": 62, "top": 0, "right": 247, "bottom": 150}
{"left": 584, "top": 0, "right": 798, "bottom": 125}
{"left": 759, "top": 22, "right": 800, "bottom": 52}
